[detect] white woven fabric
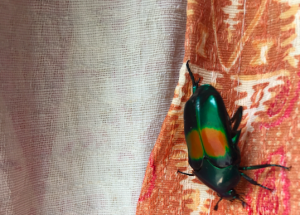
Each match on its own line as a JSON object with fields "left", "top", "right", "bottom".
{"left": 0, "top": 0, "right": 186, "bottom": 214}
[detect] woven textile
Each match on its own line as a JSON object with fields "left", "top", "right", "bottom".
{"left": 137, "top": 0, "right": 300, "bottom": 214}
{"left": 0, "top": 0, "right": 187, "bottom": 214}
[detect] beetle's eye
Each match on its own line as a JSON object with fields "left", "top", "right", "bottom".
{"left": 228, "top": 189, "right": 236, "bottom": 196}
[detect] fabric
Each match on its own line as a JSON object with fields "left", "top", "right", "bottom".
{"left": 137, "top": 0, "right": 300, "bottom": 214}
{"left": 0, "top": 0, "right": 187, "bottom": 214}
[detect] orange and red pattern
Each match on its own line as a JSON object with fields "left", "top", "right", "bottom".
{"left": 201, "top": 128, "right": 228, "bottom": 157}
{"left": 137, "top": 0, "right": 300, "bottom": 214}
{"left": 187, "top": 130, "right": 204, "bottom": 159}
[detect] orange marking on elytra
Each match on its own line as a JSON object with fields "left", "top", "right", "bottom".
{"left": 186, "top": 130, "right": 203, "bottom": 159}
{"left": 200, "top": 128, "right": 227, "bottom": 157}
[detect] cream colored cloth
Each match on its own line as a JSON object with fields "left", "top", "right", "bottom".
{"left": 0, "top": 1, "right": 186, "bottom": 214}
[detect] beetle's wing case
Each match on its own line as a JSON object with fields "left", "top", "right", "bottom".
{"left": 184, "top": 85, "right": 240, "bottom": 169}
{"left": 184, "top": 90, "right": 205, "bottom": 171}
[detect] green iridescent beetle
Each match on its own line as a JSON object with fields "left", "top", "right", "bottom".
{"left": 178, "top": 61, "right": 291, "bottom": 210}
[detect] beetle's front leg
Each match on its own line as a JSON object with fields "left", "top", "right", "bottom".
{"left": 214, "top": 197, "right": 223, "bottom": 210}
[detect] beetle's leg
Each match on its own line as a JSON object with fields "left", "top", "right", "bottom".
{"left": 195, "top": 78, "right": 201, "bottom": 86}
{"left": 239, "top": 164, "right": 291, "bottom": 171}
{"left": 232, "top": 130, "right": 241, "bottom": 145}
{"left": 177, "top": 170, "right": 194, "bottom": 176}
{"left": 240, "top": 172, "right": 272, "bottom": 191}
{"left": 213, "top": 197, "right": 223, "bottom": 211}
{"left": 186, "top": 60, "right": 198, "bottom": 92}
{"left": 231, "top": 106, "right": 243, "bottom": 131}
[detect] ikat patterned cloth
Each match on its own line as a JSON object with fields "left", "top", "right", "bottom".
{"left": 137, "top": 0, "right": 300, "bottom": 214}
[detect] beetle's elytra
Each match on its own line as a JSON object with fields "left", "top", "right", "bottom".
{"left": 178, "top": 60, "right": 291, "bottom": 210}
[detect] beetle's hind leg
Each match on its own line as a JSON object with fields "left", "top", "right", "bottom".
{"left": 240, "top": 172, "right": 272, "bottom": 191}
{"left": 177, "top": 170, "right": 194, "bottom": 176}
{"left": 231, "top": 106, "right": 243, "bottom": 132}
{"left": 239, "top": 164, "right": 291, "bottom": 171}
{"left": 186, "top": 60, "right": 199, "bottom": 90}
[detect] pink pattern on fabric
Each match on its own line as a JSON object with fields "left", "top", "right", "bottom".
{"left": 267, "top": 80, "right": 290, "bottom": 117}
{"left": 138, "top": 154, "right": 156, "bottom": 202}
{"left": 246, "top": 147, "right": 290, "bottom": 215}
{"left": 261, "top": 75, "right": 300, "bottom": 129}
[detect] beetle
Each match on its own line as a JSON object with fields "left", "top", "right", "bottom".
{"left": 178, "top": 60, "right": 291, "bottom": 210}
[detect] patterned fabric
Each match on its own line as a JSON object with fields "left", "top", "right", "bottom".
{"left": 137, "top": 0, "right": 300, "bottom": 214}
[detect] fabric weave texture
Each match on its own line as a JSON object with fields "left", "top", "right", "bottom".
{"left": 0, "top": 0, "right": 187, "bottom": 214}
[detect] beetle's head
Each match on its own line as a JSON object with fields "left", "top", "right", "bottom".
{"left": 214, "top": 190, "right": 247, "bottom": 210}
{"left": 222, "top": 189, "right": 237, "bottom": 200}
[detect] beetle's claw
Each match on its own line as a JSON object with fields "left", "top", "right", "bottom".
{"left": 287, "top": 166, "right": 292, "bottom": 171}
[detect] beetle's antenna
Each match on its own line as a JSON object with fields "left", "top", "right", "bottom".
{"left": 213, "top": 197, "right": 223, "bottom": 211}
{"left": 236, "top": 195, "right": 248, "bottom": 208}
{"left": 238, "top": 193, "right": 246, "bottom": 199}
